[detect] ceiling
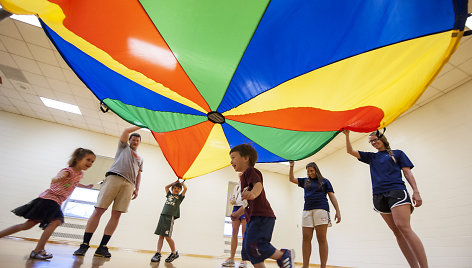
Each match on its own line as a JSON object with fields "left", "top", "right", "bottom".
{"left": 0, "top": 16, "right": 471, "bottom": 175}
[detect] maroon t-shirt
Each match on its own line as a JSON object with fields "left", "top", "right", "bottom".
{"left": 240, "top": 167, "right": 276, "bottom": 221}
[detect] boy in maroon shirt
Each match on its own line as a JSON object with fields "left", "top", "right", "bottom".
{"left": 230, "top": 144, "right": 294, "bottom": 268}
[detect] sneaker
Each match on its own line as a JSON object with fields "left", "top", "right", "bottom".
{"left": 151, "top": 252, "right": 161, "bottom": 262}
{"left": 30, "top": 250, "right": 53, "bottom": 260}
{"left": 276, "top": 249, "right": 295, "bottom": 268}
{"left": 94, "top": 245, "right": 111, "bottom": 258}
{"left": 73, "top": 243, "right": 90, "bottom": 256}
{"left": 238, "top": 260, "right": 247, "bottom": 268}
{"left": 222, "top": 258, "right": 235, "bottom": 267}
{"left": 165, "top": 251, "right": 179, "bottom": 263}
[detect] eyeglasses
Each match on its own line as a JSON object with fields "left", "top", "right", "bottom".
{"left": 369, "top": 138, "right": 379, "bottom": 144}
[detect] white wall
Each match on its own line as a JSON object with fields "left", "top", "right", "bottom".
{"left": 1, "top": 79, "right": 471, "bottom": 268}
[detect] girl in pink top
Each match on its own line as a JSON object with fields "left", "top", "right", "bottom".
{"left": 0, "top": 148, "right": 96, "bottom": 260}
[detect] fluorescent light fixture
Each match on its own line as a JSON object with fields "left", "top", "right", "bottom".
{"left": 140, "top": 128, "right": 151, "bottom": 132}
{"left": 279, "top": 162, "right": 291, "bottom": 165}
{"left": 11, "top": 14, "right": 41, "bottom": 27}
{"left": 466, "top": 16, "right": 472, "bottom": 30}
{"left": 40, "top": 97, "right": 81, "bottom": 115}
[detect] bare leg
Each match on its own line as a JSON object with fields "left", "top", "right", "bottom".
{"left": 391, "top": 205, "right": 428, "bottom": 268}
{"left": 85, "top": 207, "right": 106, "bottom": 233}
{"left": 240, "top": 219, "right": 247, "bottom": 265}
{"left": 34, "top": 220, "right": 62, "bottom": 252}
{"left": 230, "top": 219, "right": 241, "bottom": 259}
{"left": 0, "top": 220, "right": 37, "bottom": 238}
{"left": 253, "top": 262, "right": 266, "bottom": 268}
{"left": 302, "top": 227, "right": 314, "bottom": 268}
{"left": 103, "top": 210, "right": 122, "bottom": 236}
{"left": 157, "top": 235, "right": 165, "bottom": 252}
{"left": 165, "top": 236, "right": 176, "bottom": 252}
{"left": 314, "top": 224, "right": 328, "bottom": 268}
{"left": 381, "top": 210, "right": 419, "bottom": 268}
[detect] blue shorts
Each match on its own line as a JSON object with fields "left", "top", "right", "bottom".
{"left": 373, "top": 189, "right": 413, "bottom": 213}
{"left": 241, "top": 216, "right": 276, "bottom": 264}
{"left": 232, "top": 206, "right": 246, "bottom": 220}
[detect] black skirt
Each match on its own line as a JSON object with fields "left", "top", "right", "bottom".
{"left": 12, "top": 198, "right": 64, "bottom": 229}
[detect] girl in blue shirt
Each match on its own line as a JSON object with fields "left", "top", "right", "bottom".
{"left": 343, "top": 130, "right": 427, "bottom": 268}
{"left": 289, "top": 161, "right": 341, "bottom": 268}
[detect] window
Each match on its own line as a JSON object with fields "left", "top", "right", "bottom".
{"left": 62, "top": 155, "right": 114, "bottom": 219}
{"left": 62, "top": 187, "right": 99, "bottom": 219}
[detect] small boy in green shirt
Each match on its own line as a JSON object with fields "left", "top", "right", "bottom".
{"left": 151, "top": 180, "right": 187, "bottom": 263}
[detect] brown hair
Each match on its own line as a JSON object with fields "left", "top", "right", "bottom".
{"left": 171, "top": 181, "right": 182, "bottom": 190}
{"left": 369, "top": 131, "right": 396, "bottom": 163}
{"left": 230, "top": 144, "right": 258, "bottom": 167}
{"left": 305, "top": 162, "right": 325, "bottom": 189}
{"left": 68, "top": 148, "right": 95, "bottom": 167}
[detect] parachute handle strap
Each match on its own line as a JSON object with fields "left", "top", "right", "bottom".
{"left": 376, "top": 127, "right": 386, "bottom": 138}
{"left": 100, "top": 101, "right": 109, "bottom": 113}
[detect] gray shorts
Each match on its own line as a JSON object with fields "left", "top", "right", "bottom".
{"left": 373, "top": 189, "right": 413, "bottom": 214}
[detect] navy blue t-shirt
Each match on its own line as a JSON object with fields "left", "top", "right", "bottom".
{"left": 358, "top": 150, "right": 413, "bottom": 195}
{"left": 298, "top": 177, "right": 334, "bottom": 212}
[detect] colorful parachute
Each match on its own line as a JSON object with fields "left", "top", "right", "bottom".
{"left": 1, "top": 0, "right": 468, "bottom": 179}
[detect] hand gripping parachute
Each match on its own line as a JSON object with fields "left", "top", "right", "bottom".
{"left": 1, "top": 0, "right": 468, "bottom": 179}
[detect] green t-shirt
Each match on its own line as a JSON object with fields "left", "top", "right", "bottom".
{"left": 161, "top": 191, "right": 185, "bottom": 219}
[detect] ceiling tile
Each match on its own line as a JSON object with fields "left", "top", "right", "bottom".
{"left": 0, "top": 76, "right": 14, "bottom": 89}
{"left": 0, "top": 103, "right": 20, "bottom": 114}
{"left": 0, "top": 19, "right": 22, "bottom": 39}
{"left": 416, "top": 87, "right": 443, "bottom": 106}
{"left": 0, "top": 95, "right": 12, "bottom": 106}
{"left": 430, "top": 68, "right": 469, "bottom": 92}
{"left": 63, "top": 69, "right": 83, "bottom": 85}
{"left": 1, "top": 35, "right": 33, "bottom": 59}
{"left": 47, "top": 78, "right": 71, "bottom": 93}
{"left": 76, "top": 96, "right": 100, "bottom": 110}
{"left": 22, "top": 71, "right": 50, "bottom": 88}
{"left": 81, "top": 107, "right": 100, "bottom": 118}
{"left": 53, "top": 115, "right": 71, "bottom": 125}
{"left": 53, "top": 51, "right": 70, "bottom": 69}
{"left": 0, "top": 38, "right": 6, "bottom": 51}
{"left": 35, "top": 111, "right": 55, "bottom": 122}
{"left": 66, "top": 112, "right": 86, "bottom": 123}
{"left": 29, "top": 102, "right": 52, "bottom": 114}
{"left": 27, "top": 43, "right": 59, "bottom": 66}
{"left": 54, "top": 92, "right": 78, "bottom": 105}
{"left": 14, "top": 19, "right": 51, "bottom": 49}
{"left": 19, "top": 92, "right": 42, "bottom": 106}
{"left": 70, "top": 120, "right": 89, "bottom": 130}
{"left": 0, "top": 50, "right": 17, "bottom": 67}
{"left": 33, "top": 86, "right": 56, "bottom": 99}
{"left": 11, "top": 54, "right": 41, "bottom": 74}
{"left": 83, "top": 115, "right": 103, "bottom": 126}
{"left": 49, "top": 109, "right": 69, "bottom": 120}
{"left": 0, "top": 85, "right": 23, "bottom": 100}
{"left": 448, "top": 36, "right": 472, "bottom": 66}
{"left": 37, "top": 62, "right": 66, "bottom": 80}
{"left": 69, "top": 84, "right": 94, "bottom": 99}
{"left": 458, "top": 58, "right": 472, "bottom": 76}
{"left": 436, "top": 63, "right": 454, "bottom": 77}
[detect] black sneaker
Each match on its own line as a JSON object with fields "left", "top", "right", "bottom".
{"left": 73, "top": 243, "right": 90, "bottom": 256}
{"left": 94, "top": 245, "right": 111, "bottom": 258}
{"left": 151, "top": 252, "right": 161, "bottom": 262}
{"left": 165, "top": 251, "right": 179, "bottom": 263}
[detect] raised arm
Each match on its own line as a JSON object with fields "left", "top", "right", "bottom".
{"left": 164, "top": 180, "right": 175, "bottom": 193}
{"left": 343, "top": 130, "right": 361, "bottom": 159}
{"left": 119, "top": 126, "right": 141, "bottom": 143}
{"left": 288, "top": 161, "right": 298, "bottom": 185}
{"left": 402, "top": 167, "right": 422, "bottom": 207}
{"left": 181, "top": 180, "right": 187, "bottom": 196}
{"left": 327, "top": 192, "right": 341, "bottom": 223}
{"left": 241, "top": 182, "right": 263, "bottom": 200}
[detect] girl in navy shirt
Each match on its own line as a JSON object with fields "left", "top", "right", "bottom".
{"left": 343, "top": 130, "right": 428, "bottom": 268}
{"left": 289, "top": 161, "right": 340, "bottom": 268}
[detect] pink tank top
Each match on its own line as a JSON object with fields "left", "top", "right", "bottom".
{"left": 39, "top": 167, "right": 83, "bottom": 205}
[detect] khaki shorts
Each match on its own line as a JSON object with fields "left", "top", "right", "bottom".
{"left": 96, "top": 175, "right": 134, "bottom": 213}
{"left": 302, "top": 209, "right": 331, "bottom": 228}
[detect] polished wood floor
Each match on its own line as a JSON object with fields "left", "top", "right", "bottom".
{"left": 0, "top": 237, "right": 348, "bottom": 268}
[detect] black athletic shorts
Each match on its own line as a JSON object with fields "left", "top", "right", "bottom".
{"left": 373, "top": 189, "right": 413, "bottom": 213}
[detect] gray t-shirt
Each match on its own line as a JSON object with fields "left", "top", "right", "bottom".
{"left": 107, "top": 141, "right": 143, "bottom": 186}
